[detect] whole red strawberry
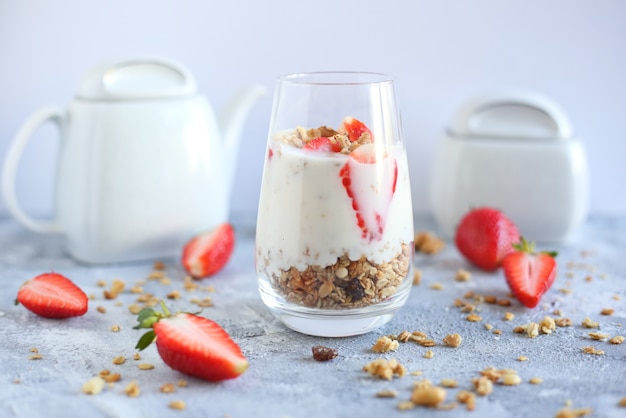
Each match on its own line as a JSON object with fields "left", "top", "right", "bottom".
{"left": 135, "top": 303, "right": 248, "bottom": 381}
{"left": 182, "top": 223, "right": 235, "bottom": 279}
{"left": 502, "top": 238, "right": 558, "bottom": 308}
{"left": 454, "top": 207, "right": 520, "bottom": 271}
{"left": 16, "top": 272, "right": 88, "bottom": 318}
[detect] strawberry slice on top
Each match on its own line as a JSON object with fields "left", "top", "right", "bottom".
{"left": 135, "top": 302, "right": 248, "bottom": 382}
{"left": 502, "top": 238, "right": 558, "bottom": 308}
{"left": 303, "top": 136, "right": 342, "bottom": 153}
{"left": 340, "top": 116, "right": 374, "bottom": 142}
{"left": 339, "top": 143, "right": 397, "bottom": 242}
{"left": 16, "top": 272, "right": 88, "bottom": 318}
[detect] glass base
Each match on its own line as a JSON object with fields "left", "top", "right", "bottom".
{"left": 258, "top": 279, "right": 411, "bottom": 337}
{"left": 276, "top": 309, "right": 395, "bottom": 337}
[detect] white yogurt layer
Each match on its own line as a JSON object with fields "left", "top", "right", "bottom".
{"left": 256, "top": 139, "right": 414, "bottom": 275}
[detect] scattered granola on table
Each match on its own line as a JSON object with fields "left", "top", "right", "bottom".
{"left": 82, "top": 377, "right": 105, "bottom": 395}
{"left": 581, "top": 317, "right": 599, "bottom": 329}
{"left": 376, "top": 389, "right": 398, "bottom": 398}
{"left": 372, "top": 336, "right": 399, "bottom": 353}
{"left": 168, "top": 400, "right": 186, "bottom": 410}
{"left": 124, "top": 381, "right": 140, "bottom": 398}
{"left": 582, "top": 346, "right": 605, "bottom": 355}
{"left": 554, "top": 406, "right": 593, "bottom": 418}
{"left": 442, "top": 333, "right": 462, "bottom": 348}
{"left": 363, "top": 358, "right": 406, "bottom": 380}
{"left": 414, "top": 231, "right": 445, "bottom": 254}
{"left": 455, "top": 269, "right": 471, "bottom": 282}
{"left": 410, "top": 380, "right": 446, "bottom": 407}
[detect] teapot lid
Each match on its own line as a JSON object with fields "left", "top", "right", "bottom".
{"left": 77, "top": 57, "right": 197, "bottom": 101}
{"left": 448, "top": 90, "right": 574, "bottom": 140}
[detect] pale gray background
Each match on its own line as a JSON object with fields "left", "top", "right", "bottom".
{"left": 1, "top": 0, "right": 625, "bottom": 220}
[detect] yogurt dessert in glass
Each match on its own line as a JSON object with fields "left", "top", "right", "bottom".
{"left": 256, "top": 72, "right": 414, "bottom": 337}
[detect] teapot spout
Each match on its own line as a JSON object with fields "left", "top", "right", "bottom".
{"left": 219, "top": 84, "right": 267, "bottom": 196}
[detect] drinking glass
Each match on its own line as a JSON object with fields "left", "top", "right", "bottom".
{"left": 255, "top": 72, "right": 414, "bottom": 337}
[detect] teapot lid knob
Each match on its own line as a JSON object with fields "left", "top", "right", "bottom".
{"left": 77, "top": 57, "right": 197, "bottom": 101}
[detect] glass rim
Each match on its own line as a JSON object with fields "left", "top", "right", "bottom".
{"left": 277, "top": 71, "right": 394, "bottom": 86}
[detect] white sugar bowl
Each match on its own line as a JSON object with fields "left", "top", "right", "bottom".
{"left": 430, "top": 90, "right": 589, "bottom": 243}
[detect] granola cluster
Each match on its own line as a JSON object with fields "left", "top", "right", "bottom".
{"left": 276, "top": 125, "right": 372, "bottom": 153}
{"left": 269, "top": 244, "right": 411, "bottom": 309}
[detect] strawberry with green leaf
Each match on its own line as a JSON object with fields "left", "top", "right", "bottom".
{"left": 135, "top": 302, "right": 248, "bottom": 382}
{"left": 502, "top": 238, "right": 558, "bottom": 308}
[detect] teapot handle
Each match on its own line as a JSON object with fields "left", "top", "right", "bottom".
{"left": 1, "top": 106, "right": 64, "bottom": 234}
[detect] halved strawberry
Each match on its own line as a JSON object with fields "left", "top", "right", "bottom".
{"left": 303, "top": 136, "right": 342, "bottom": 152}
{"left": 502, "top": 238, "right": 558, "bottom": 308}
{"left": 16, "top": 272, "right": 88, "bottom": 318}
{"left": 340, "top": 116, "right": 373, "bottom": 142}
{"left": 182, "top": 223, "right": 235, "bottom": 279}
{"left": 340, "top": 143, "right": 397, "bottom": 241}
{"left": 454, "top": 207, "right": 520, "bottom": 271}
{"left": 135, "top": 303, "right": 248, "bottom": 381}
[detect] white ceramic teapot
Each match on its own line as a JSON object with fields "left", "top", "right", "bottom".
{"left": 430, "top": 90, "right": 589, "bottom": 243}
{"left": 2, "top": 57, "right": 266, "bottom": 263}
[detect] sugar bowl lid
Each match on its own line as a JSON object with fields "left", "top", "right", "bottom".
{"left": 448, "top": 90, "right": 574, "bottom": 141}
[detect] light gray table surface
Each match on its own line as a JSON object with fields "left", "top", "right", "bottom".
{"left": 0, "top": 213, "right": 624, "bottom": 418}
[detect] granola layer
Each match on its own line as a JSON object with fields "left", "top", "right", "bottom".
{"left": 267, "top": 243, "right": 412, "bottom": 309}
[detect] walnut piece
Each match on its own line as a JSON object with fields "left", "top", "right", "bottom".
{"left": 582, "top": 346, "right": 604, "bottom": 355}
{"left": 363, "top": 358, "right": 406, "bottom": 380}
{"left": 540, "top": 316, "right": 556, "bottom": 334}
{"left": 372, "top": 336, "right": 399, "bottom": 353}
{"left": 588, "top": 332, "right": 609, "bottom": 341}
{"left": 556, "top": 317, "right": 573, "bottom": 327}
